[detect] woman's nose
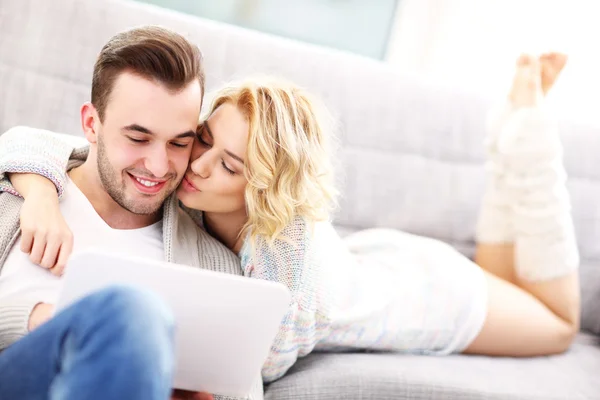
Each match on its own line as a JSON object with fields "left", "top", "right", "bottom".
{"left": 190, "top": 151, "right": 212, "bottom": 179}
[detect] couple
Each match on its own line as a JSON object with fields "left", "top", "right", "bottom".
{"left": 0, "top": 25, "right": 581, "bottom": 400}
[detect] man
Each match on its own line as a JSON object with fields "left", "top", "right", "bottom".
{"left": 0, "top": 26, "right": 252, "bottom": 400}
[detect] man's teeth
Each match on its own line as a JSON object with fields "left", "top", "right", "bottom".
{"left": 135, "top": 177, "right": 159, "bottom": 187}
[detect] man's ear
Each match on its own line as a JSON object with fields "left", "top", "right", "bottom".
{"left": 80, "top": 102, "right": 100, "bottom": 144}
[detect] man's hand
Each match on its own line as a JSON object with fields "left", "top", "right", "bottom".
{"left": 16, "top": 174, "right": 73, "bottom": 276}
{"left": 28, "top": 303, "right": 55, "bottom": 331}
{"left": 171, "top": 389, "right": 214, "bottom": 400}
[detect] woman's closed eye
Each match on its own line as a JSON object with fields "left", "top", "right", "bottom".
{"left": 198, "top": 135, "right": 211, "bottom": 147}
{"left": 197, "top": 125, "right": 236, "bottom": 175}
{"left": 197, "top": 128, "right": 213, "bottom": 147}
{"left": 221, "top": 160, "right": 235, "bottom": 175}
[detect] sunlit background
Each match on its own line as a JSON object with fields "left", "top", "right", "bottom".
{"left": 137, "top": 0, "right": 600, "bottom": 126}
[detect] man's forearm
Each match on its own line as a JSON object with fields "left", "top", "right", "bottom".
{"left": 0, "top": 297, "right": 43, "bottom": 351}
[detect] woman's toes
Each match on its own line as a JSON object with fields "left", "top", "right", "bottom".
{"left": 509, "top": 54, "right": 542, "bottom": 107}
{"left": 540, "top": 52, "right": 568, "bottom": 95}
{"left": 517, "top": 53, "right": 534, "bottom": 67}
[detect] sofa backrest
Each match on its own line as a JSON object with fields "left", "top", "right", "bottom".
{"left": 1, "top": 0, "right": 600, "bottom": 333}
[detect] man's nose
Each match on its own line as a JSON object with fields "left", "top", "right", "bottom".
{"left": 145, "top": 146, "right": 170, "bottom": 178}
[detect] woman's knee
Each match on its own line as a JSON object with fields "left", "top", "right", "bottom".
{"left": 552, "top": 321, "right": 578, "bottom": 354}
{"left": 464, "top": 272, "right": 578, "bottom": 357}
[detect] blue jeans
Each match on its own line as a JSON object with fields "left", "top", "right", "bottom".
{"left": 0, "top": 285, "right": 176, "bottom": 400}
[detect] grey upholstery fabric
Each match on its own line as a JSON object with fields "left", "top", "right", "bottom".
{"left": 1, "top": 0, "right": 599, "bottom": 398}
{"left": 266, "top": 334, "right": 600, "bottom": 400}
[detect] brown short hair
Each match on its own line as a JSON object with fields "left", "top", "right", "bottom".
{"left": 91, "top": 26, "right": 205, "bottom": 121}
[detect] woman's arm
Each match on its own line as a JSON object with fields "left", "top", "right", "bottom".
{"left": 9, "top": 173, "right": 58, "bottom": 199}
{"left": 0, "top": 126, "right": 88, "bottom": 198}
{"left": 12, "top": 173, "right": 74, "bottom": 274}
{"left": 0, "top": 126, "right": 87, "bottom": 273}
{"left": 240, "top": 217, "right": 334, "bottom": 383}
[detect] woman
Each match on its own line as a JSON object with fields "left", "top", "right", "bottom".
{"left": 0, "top": 53, "right": 580, "bottom": 383}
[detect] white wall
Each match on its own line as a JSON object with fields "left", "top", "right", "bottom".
{"left": 385, "top": 0, "right": 600, "bottom": 125}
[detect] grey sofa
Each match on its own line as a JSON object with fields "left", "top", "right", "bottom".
{"left": 1, "top": 0, "right": 599, "bottom": 398}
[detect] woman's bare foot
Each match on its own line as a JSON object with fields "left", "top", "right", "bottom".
{"left": 540, "top": 52, "right": 568, "bottom": 95}
{"left": 509, "top": 54, "right": 542, "bottom": 108}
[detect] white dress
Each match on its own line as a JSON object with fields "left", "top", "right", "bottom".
{"left": 239, "top": 218, "right": 488, "bottom": 381}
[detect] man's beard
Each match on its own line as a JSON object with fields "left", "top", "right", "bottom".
{"left": 97, "top": 134, "right": 174, "bottom": 215}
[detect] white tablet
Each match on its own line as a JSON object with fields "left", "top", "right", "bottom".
{"left": 57, "top": 250, "right": 291, "bottom": 398}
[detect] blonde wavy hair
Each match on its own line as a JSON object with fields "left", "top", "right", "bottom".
{"left": 203, "top": 77, "right": 339, "bottom": 246}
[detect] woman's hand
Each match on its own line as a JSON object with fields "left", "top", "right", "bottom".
{"left": 11, "top": 173, "right": 73, "bottom": 275}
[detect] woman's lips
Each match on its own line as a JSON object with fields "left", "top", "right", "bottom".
{"left": 182, "top": 175, "right": 200, "bottom": 192}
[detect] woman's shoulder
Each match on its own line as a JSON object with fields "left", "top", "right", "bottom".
{"left": 239, "top": 217, "right": 338, "bottom": 264}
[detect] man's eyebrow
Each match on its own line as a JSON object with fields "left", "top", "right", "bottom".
{"left": 123, "top": 124, "right": 152, "bottom": 134}
{"left": 123, "top": 124, "right": 195, "bottom": 139}
{"left": 204, "top": 122, "right": 245, "bottom": 164}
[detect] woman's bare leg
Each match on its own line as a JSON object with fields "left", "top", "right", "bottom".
{"left": 474, "top": 244, "right": 516, "bottom": 284}
{"left": 465, "top": 271, "right": 578, "bottom": 356}
{"left": 467, "top": 53, "right": 580, "bottom": 356}
{"left": 473, "top": 55, "right": 535, "bottom": 284}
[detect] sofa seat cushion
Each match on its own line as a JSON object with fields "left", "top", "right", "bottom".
{"left": 265, "top": 333, "right": 600, "bottom": 399}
